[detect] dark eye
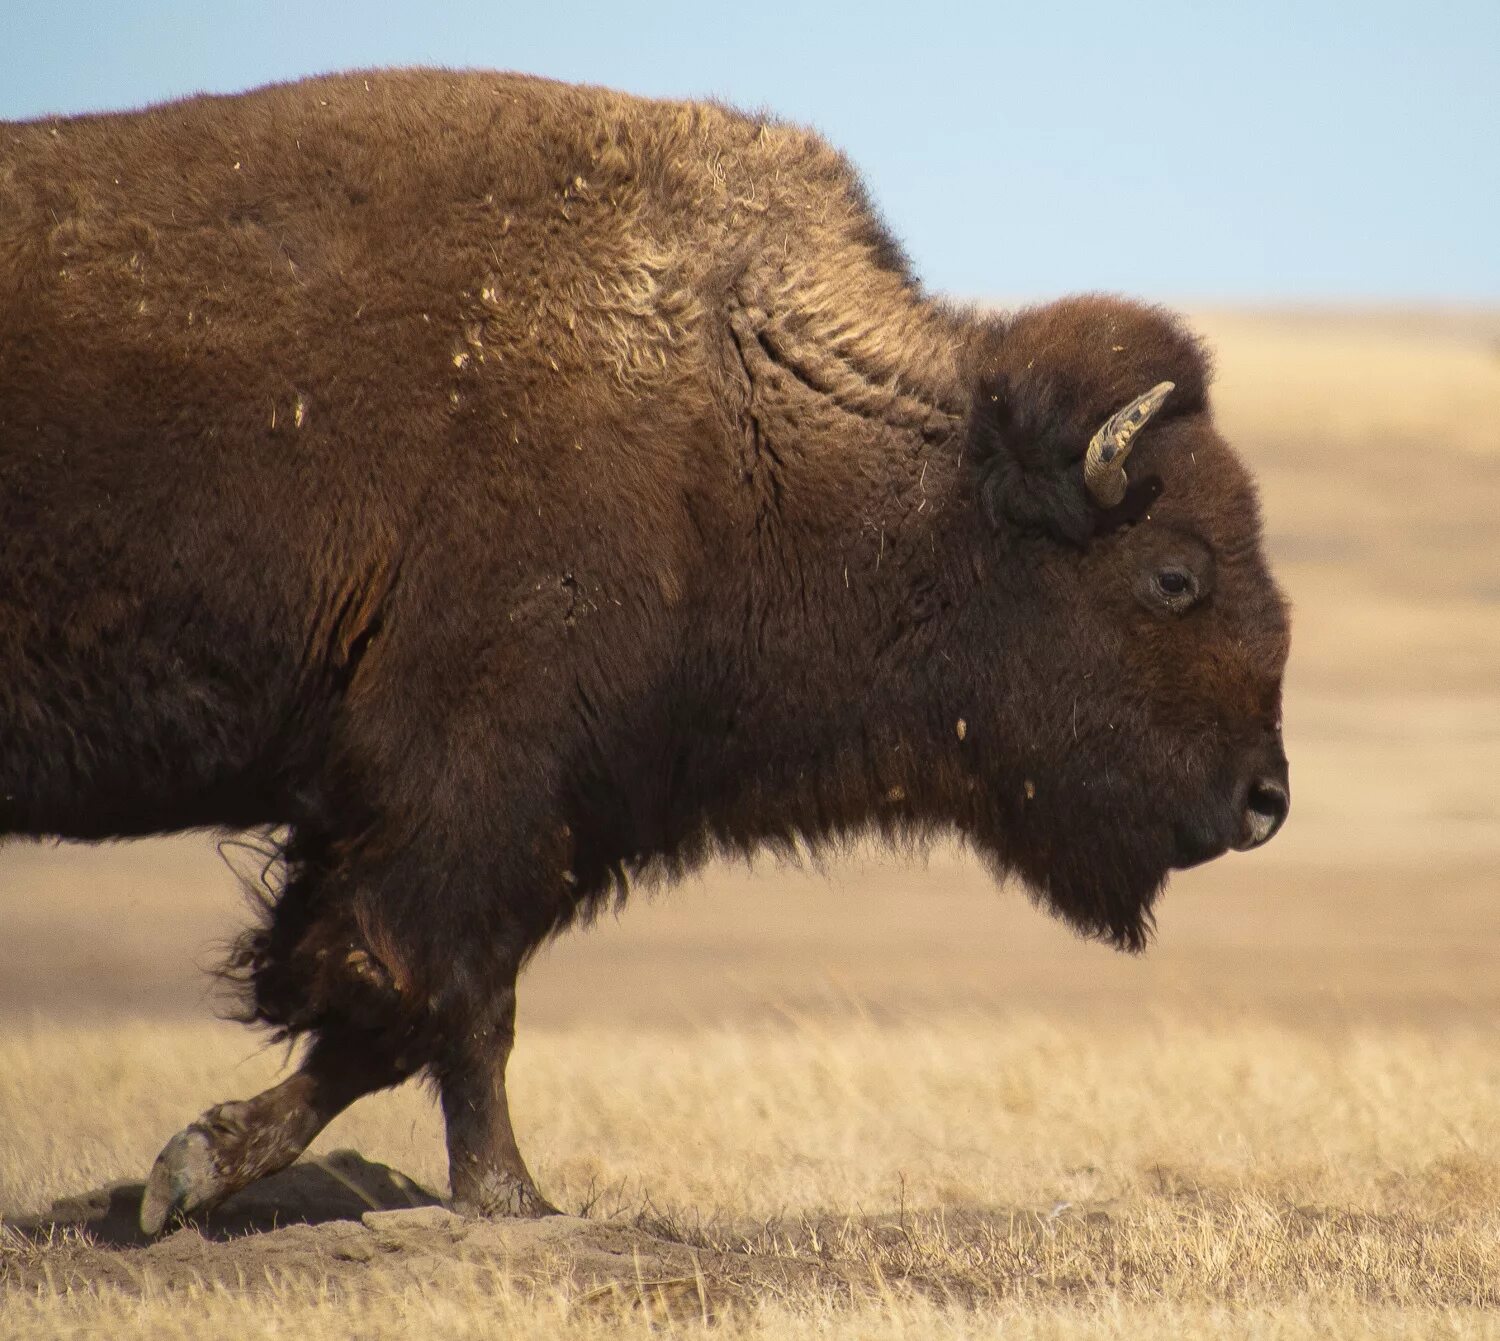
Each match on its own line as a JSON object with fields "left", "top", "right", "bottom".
{"left": 1133, "top": 543, "right": 1214, "bottom": 616}
{"left": 1152, "top": 566, "right": 1200, "bottom": 610}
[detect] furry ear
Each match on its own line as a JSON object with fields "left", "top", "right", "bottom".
{"left": 968, "top": 296, "right": 1211, "bottom": 546}
{"left": 971, "top": 369, "right": 1096, "bottom": 546}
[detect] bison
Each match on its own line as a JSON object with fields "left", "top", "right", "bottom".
{"left": 0, "top": 69, "right": 1290, "bottom": 1231}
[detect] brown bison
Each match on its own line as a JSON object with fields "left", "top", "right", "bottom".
{"left": 0, "top": 69, "right": 1290, "bottom": 1230}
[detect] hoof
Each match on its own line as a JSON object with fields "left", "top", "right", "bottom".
{"left": 140, "top": 1123, "right": 228, "bottom": 1235}
{"left": 451, "top": 1174, "right": 561, "bottom": 1219}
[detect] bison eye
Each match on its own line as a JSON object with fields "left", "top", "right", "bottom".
{"left": 1152, "top": 566, "right": 1200, "bottom": 610}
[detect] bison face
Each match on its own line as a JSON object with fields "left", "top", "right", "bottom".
{"left": 964, "top": 297, "right": 1290, "bottom": 948}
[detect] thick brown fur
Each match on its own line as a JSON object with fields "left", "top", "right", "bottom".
{"left": 1, "top": 69, "right": 1288, "bottom": 1177}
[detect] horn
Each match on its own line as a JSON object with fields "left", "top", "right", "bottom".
{"left": 1083, "top": 381, "right": 1175, "bottom": 507}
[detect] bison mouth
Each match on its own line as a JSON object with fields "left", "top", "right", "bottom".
{"left": 982, "top": 748, "right": 1289, "bottom": 952}
{"left": 1170, "top": 821, "right": 1232, "bottom": 870}
{"left": 1170, "top": 762, "right": 1290, "bottom": 869}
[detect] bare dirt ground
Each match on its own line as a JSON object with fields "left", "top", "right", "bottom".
{"left": 2, "top": 308, "right": 1498, "bottom": 1337}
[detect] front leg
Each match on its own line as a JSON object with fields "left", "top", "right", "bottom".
{"left": 141, "top": 1024, "right": 413, "bottom": 1233}
{"left": 436, "top": 984, "right": 558, "bottom": 1217}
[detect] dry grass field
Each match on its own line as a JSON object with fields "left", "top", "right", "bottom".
{"left": 2, "top": 307, "right": 1498, "bottom": 1337}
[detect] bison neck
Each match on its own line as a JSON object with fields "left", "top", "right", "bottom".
{"left": 655, "top": 311, "right": 1006, "bottom": 868}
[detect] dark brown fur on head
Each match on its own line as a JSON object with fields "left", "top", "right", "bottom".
{"left": 972, "top": 297, "right": 1212, "bottom": 546}
{"left": 950, "top": 300, "right": 1284, "bottom": 949}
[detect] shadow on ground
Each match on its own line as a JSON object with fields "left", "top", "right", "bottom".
{"left": 0, "top": 1151, "right": 855, "bottom": 1319}
{"left": 9, "top": 1156, "right": 1487, "bottom": 1318}
{"left": 7, "top": 1149, "right": 441, "bottom": 1249}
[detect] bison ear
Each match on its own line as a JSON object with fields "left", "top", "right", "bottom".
{"left": 969, "top": 371, "right": 1097, "bottom": 547}
{"left": 970, "top": 297, "right": 1210, "bottom": 546}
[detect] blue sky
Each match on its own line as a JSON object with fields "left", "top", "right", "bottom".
{"left": 3, "top": 1, "right": 1495, "bottom": 302}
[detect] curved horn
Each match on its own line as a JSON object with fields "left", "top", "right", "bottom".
{"left": 1083, "top": 380, "right": 1175, "bottom": 507}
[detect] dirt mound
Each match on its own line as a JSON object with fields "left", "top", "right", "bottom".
{"left": 1, "top": 1152, "right": 851, "bottom": 1319}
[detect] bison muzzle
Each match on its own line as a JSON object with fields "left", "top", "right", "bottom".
{"left": 0, "top": 69, "right": 1291, "bottom": 1230}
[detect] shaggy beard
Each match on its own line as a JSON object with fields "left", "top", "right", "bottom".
{"left": 973, "top": 815, "right": 1169, "bottom": 954}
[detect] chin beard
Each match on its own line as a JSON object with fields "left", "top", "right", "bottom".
{"left": 1037, "top": 866, "right": 1165, "bottom": 953}
{"left": 975, "top": 827, "right": 1169, "bottom": 954}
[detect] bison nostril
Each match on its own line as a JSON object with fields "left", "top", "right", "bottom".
{"left": 1239, "top": 777, "right": 1289, "bottom": 849}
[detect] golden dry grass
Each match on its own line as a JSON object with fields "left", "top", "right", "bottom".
{"left": 3, "top": 308, "right": 1499, "bottom": 1336}
{"left": 4, "top": 1013, "right": 1500, "bottom": 1337}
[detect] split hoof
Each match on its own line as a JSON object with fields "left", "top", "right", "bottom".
{"left": 140, "top": 1123, "right": 229, "bottom": 1235}
{"left": 451, "top": 1174, "right": 560, "bottom": 1219}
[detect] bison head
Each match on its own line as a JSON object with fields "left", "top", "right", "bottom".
{"left": 958, "top": 296, "right": 1289, "bottom": 949}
